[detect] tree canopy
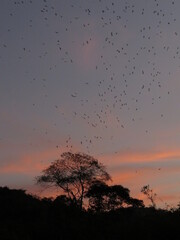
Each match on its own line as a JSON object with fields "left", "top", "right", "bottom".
{"left": 86, "top": 181, "right": 144, "bottom": 212}
{"left": 36, "top": 152, "right": 111, "bottom": 209}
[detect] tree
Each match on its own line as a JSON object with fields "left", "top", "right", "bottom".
{"left": 141, "top": 185, "right": 157, "bottom": 208}
{"left": 36, "top": 152, "right": 111, "bottom": 209}
{"left": 86, "top": 181, "right": 109, "bottom": 212}
{"left": 86, "top": 181, "right": 144, "bottom": 212}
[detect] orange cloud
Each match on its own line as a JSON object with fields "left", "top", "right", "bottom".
{"left": 0, "top": 144, "right": 82, "bottom": 175}
{"left": 110, "top": 169, "right": 180, "bottom": 208}
{"left": 99, "top": 149, "right": 180, "bottom": 165}
{"left": 98, "top": 149, "right": 180, "bottom": 208}
{"left": 0, "top": 148, "right": 58, "bottom": 174}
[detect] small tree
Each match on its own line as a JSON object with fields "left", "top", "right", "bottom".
{"left": 141, "top": 185, "right": 157, "bottom": 208}
{"left": 36, "top": 152, "right": 111, "bottom": 209}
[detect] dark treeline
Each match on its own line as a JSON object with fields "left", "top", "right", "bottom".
{"left": 1, "top": 186, "right": 180, "bottom": 240}
{"left": 1, "top": 152, "right": 180, "bottom": 240}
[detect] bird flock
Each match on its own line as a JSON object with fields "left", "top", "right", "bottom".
{"left": 1, "top": 0, "right": 179, "bottom": 155}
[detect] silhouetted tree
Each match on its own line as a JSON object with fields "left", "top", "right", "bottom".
{"left": 86, "top": 181, "right": 144, "bottom": 212}
{"left": 36, "top": 152, "right": 111, "bottom": 209}
{"left": 86, "top": 181, "right": 109, "bottom": 212}
{"left": 141, "top": 185, "right": 157, "bottom": 208}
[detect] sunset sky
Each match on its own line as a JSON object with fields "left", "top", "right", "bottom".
{"left": 1, "top": 0, "right": 180, "bottom": 207}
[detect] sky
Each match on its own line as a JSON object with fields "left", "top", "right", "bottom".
{"left": 1, "top": 0, "right": 180, "bottom": 208}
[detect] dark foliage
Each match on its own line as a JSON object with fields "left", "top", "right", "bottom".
{"left": 86, "top": 181, "right": 144, "bottom": 212}
{"left": 1, "top": 186, "right": 180, "bottom": 240}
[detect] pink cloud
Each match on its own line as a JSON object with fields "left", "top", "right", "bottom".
{"left": 0, "top": 148, "right": 58, "bottom": 174}
{"left": 99, "top": 149, "right": 180, "bottom": 165}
